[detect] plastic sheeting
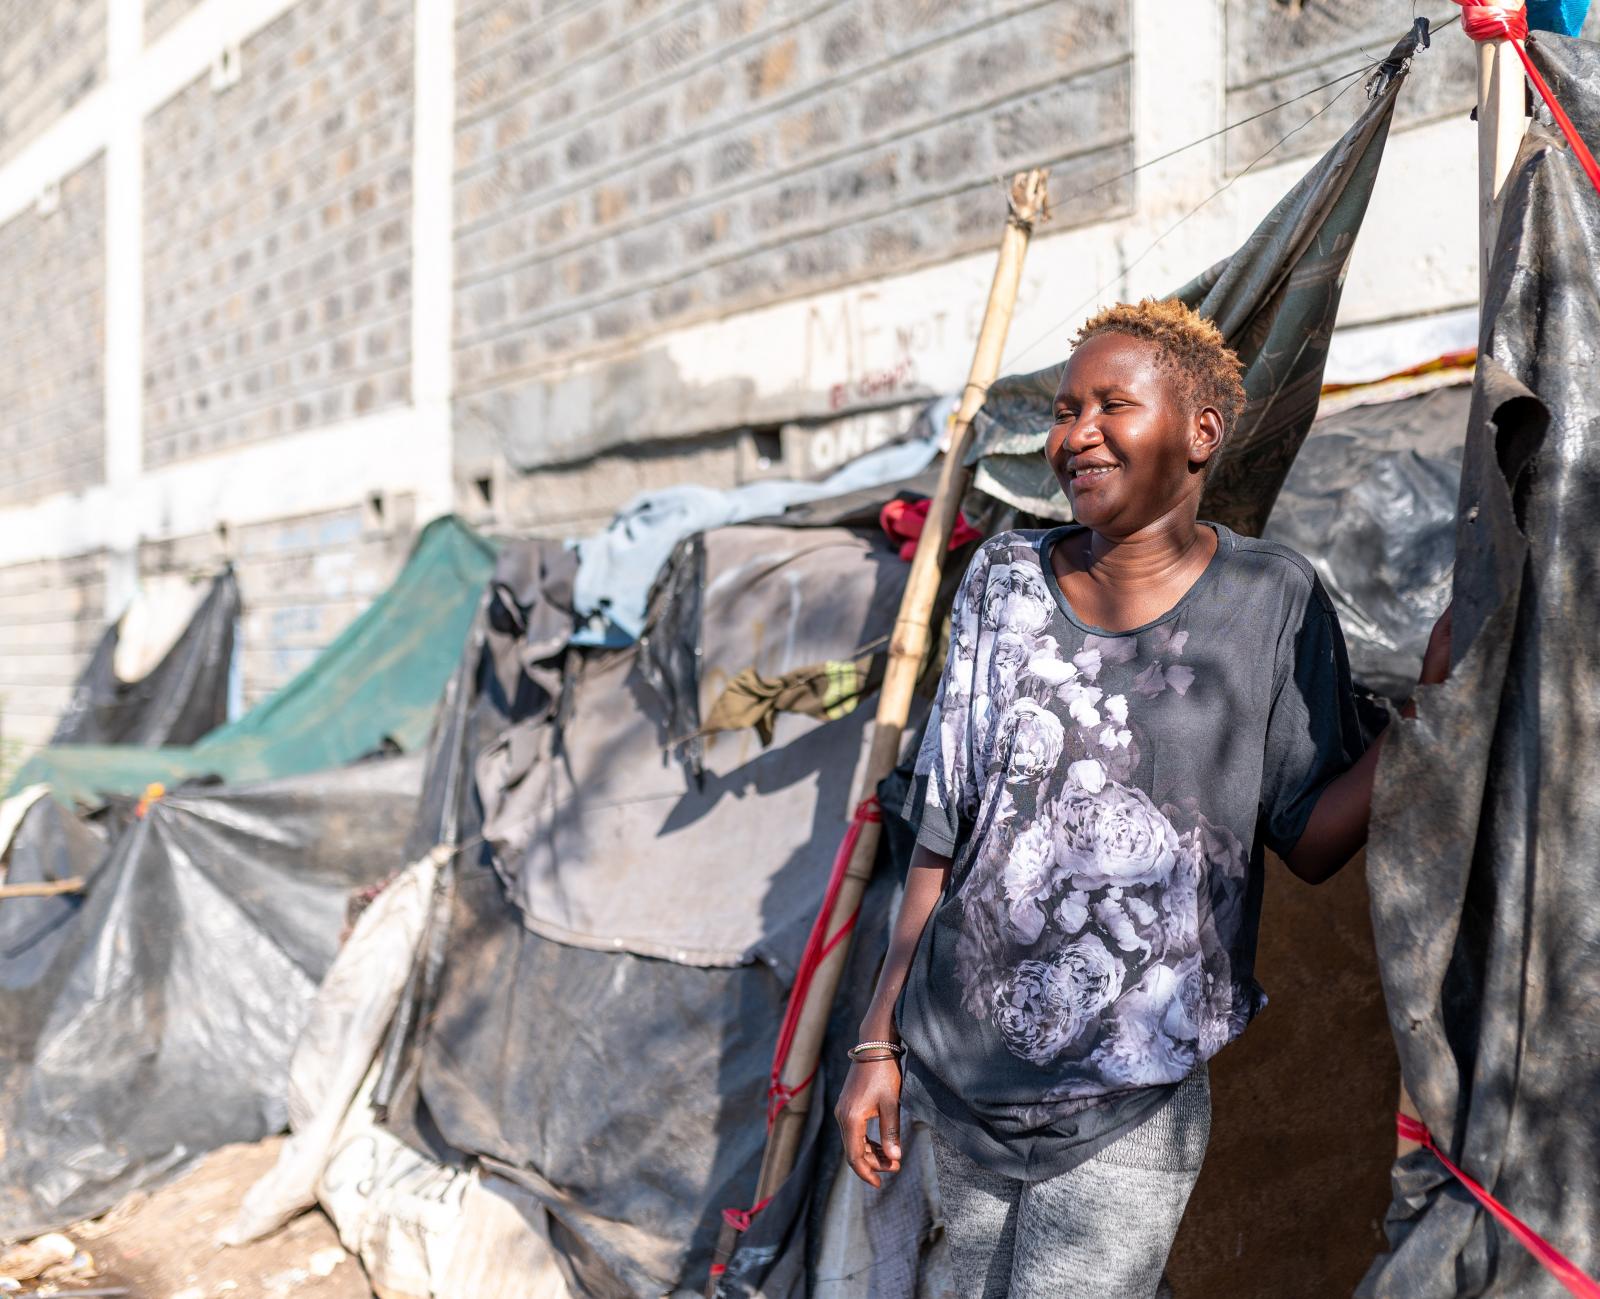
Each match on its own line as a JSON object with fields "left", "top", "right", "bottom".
{"left": 480, "top": 524, "right": 911, "bottom": 976}
{"left": 966, "top": 23, "right": 1423, "bottom": 534}
{"left": 51, "top": 568, "right": 240, "bottom": 748}
{"left": 14, "top": 517, "right": 495, "bottom": 807}
{"left": 1266, "top": 381, "right": 1468, "bottom": 700}
{"left": 571, "top": 400, "right": 950, "bottom": 643}
{"left": 1360, "top": 32, "right": 1600, "bottom": 1297}
{"left": 0, "top": 754, "right": 422, "bottom": 1237}
{"left": 368, "top": 513, "right": 960, "bottom": 1296}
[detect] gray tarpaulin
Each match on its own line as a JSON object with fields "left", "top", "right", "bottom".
{"left": 51, "top": 568, "right": 240, "bottom": 748}
{"left": 380, "top": 513, "right": 958, "bottom": 1295}
{"left": 479, "top": 524, "right": 911, "bottom": 977}
{"left": 1265, "top": 382, "right": 1468, "bottom": 699}
{"left": 1359, "top": 31, "right": 1600, "bottom": 1297}
{"left": 572, "top": 401, "right": 949, "bottom": 644}
{"left": 0, "top": 755, "right": 420, "bottom": 1236}
{"left": 967, "top": 22, "right": 1425, "bottom": 535}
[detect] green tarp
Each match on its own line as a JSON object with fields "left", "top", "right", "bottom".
{"left": 14, "top": 516, "right": 496, "bottom": 808}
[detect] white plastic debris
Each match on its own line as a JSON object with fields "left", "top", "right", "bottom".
{"left": 308, "top": 1246, "right": 345, "bottom": 1277}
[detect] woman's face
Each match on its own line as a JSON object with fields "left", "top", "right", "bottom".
{"left": 1043, "top": 333, "right": 1221, "bottom": 537}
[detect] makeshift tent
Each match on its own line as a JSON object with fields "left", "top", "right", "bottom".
{"left": 1361, "top": 31, "right": 1600, "bottom": 1297}
{"left": 391, "top": 520, "right": 954, "bottom": 1296}
{"left": 0, "top": 753, "right": 422, "bottom": 1237}
{"left": 967, "top": 23, "right": 1424, "bottom": 537}
{"left": 50, "top": 567, "right": 240, "bottom": 748}
{"left": 12, "top": 516, "right": 495, "bottom": 807}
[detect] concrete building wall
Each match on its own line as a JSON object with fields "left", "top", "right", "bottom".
{"left": 0, "top": 0, "right": 1529, "bottom": 773}
{"left": 137, "top": 497, "right": 417, "bottom": 709}
{"left": 142, "top": 0, "right": 202, "bottom": 47}
{"left": 142, "top": 0, "right": 415, "bottom": 468}
{"left": 453, "top": 0, "right": 1135, "bottom": 467}
{"left": 0, "top": 152, "right": 106, "bottom": 508}
{"left": 0, "top": 0, "right": 108, "bottom": 166}
{"left": 0, "top": 548, "right": 107, "bottom": 761}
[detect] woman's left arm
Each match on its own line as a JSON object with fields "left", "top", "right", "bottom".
{"left": 1284, "top": 605, "right": 1452, "bottom": 884}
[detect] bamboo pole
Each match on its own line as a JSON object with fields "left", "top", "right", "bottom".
{"left": 1395, "top": 2, "right": 1530, "bottom": 1161}
{"left": 706, "top": 169, "right": 1048, "bottom": 1293}
{"left": 0, "top": 877, "right": 85, "bottom": 900}
{"left": 1475, "top": 0, "right": 1528, "bottom": 299}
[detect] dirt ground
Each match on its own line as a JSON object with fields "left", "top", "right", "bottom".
{"left": 5, "top": 1138, "right": 373, "bottom": 1299}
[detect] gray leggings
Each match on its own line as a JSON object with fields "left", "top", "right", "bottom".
{"left": 930, "top": 1069, "right": 1211, "bottom": 1299}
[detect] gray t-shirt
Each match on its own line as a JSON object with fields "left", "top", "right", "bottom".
{"left": 896, "top": 524, "right": 1363, "bottom": 1179}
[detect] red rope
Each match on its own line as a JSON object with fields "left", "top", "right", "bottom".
{"left": 763, "top": 795, "right": 880, "bottom": 1129}
{"left": 718, "top": 796, "right": 883, "bottom": 1249}
{"left": 1397, "top": 1113, "right": 1600, "bottom": 1297}
{"left": 1453, "top": 2, "right": 1600, "bottom": 200}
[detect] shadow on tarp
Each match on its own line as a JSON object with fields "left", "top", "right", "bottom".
{"left": 50, "top": 566, "right": 240, "bottom": 749}
{"left": 371, "top": 516, "right": 963, "bottom": 1296}
{"left": 0, "top": 752, "right": 423, "bottom": 1238}
{"left": 1360, "top": 31, "right": 1600, "bottom": 1297}
{"left": 11, "top": 515, "right": 496, "bottom": 808}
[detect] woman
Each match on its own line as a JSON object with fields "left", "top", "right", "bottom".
{"left": 834, "top": 299, "right": 1451, "bottom": 1297}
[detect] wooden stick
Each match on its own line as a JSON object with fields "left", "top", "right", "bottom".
{"left": 706, "top": 169, "right": 1049, "bottom": 1293}
{"left": 0, "top": 876, "right": 85, "bottom": 900}
{"left": 1476, "top": 0, "right": 1528, "bottom": 301}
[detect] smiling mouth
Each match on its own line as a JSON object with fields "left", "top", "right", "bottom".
{"left": 1070, "top": 465, "right": 1118, "bottom": 481}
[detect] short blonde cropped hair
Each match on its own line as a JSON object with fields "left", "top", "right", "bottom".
{"left": 1073, "top": 298, "right": 1247, "bottom": 434}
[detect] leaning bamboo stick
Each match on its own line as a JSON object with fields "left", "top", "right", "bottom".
{"left": 0, "top": 877, "right": 85, "bottom": 900}
{"left": 706, "top": 168, "right": 1048, "bottom": 1293}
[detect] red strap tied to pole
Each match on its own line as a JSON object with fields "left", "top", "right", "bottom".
{"left": 717, "top": 796, "right": 884, "bottom": 1251}
{"left": 1453, "top": 1, "right": 1600, "bottom": 200}
{"left": 1396, "top": 1113, "right": 1600, "bottom": 1298}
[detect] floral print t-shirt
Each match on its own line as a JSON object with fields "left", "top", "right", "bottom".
{"left": 895, "top": 524, "right": 1363, "bottom": 1179}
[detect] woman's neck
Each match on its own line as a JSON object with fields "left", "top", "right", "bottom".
{"left": 1082, "top": 511, "right": 1212, "bottom": 593}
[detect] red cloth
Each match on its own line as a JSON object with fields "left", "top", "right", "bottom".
{"left": 879, "top": 497, "right": 982, "bottom": 562}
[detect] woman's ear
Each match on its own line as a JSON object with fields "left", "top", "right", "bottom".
{"left": 1191, "top": 406, "right": 1225, "bottom": 468}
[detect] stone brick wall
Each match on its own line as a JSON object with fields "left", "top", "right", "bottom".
{"left": 453, "top": 0, "right": 1134, "bottom": 461}
{"left": 1222, "top": 2, "right": 1475, "bottom": 170}
{"left": 0, "top": 153, "right": 106, "bottom": 508}
{"left": 144, "top": 0, "right": 204, "bottom": 46}
{"left": 0, "top": 549, "right": 108, "bottom": 763}
{"left": 0, "top": 0, "right": 107, "bottom": 167}
{"left": 139, "top": 497, "right": 418, "bottom": 710}
{"left": 142, "top": 0, "right": 415, "bottom": 470}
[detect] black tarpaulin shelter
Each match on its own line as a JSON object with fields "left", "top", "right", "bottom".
{"left": 373, "top": 520, "right": 951, "bottom": 1296}
{"left": 1360, "top": 31, "right": 1600, "bottom": 1298}
{"left": 1267, "top": 375, "right": 1469, "bottom": 701}
{"left": 0, "top": 755, "right": 421, "bottom": 1237}
{"left": 968, "top": 22, "right": 1426, "bottom": 537}
{"left": 50, "top": 567, "right": 240, "bottom": 749}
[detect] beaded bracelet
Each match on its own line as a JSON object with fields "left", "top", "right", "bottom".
{"left": 847, "top": 1039, "right": 906, "bottom": 1062}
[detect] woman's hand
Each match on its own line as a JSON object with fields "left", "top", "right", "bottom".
{"left": 834, "top": 1057, "right": 904, "bottom": 1188}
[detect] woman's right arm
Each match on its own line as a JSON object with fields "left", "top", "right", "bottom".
{"left": 832, "top": 842, "right": 953, "bottom": 1187}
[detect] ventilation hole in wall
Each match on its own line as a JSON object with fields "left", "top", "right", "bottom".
{"left": 749, "top": 425, "right": 784, "bottom": 471}
{"left": 365, "top": 491, "right": 387, "bottom": 531}
{"left": 473, "top": 475, "right": 494, "bottom": 509}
